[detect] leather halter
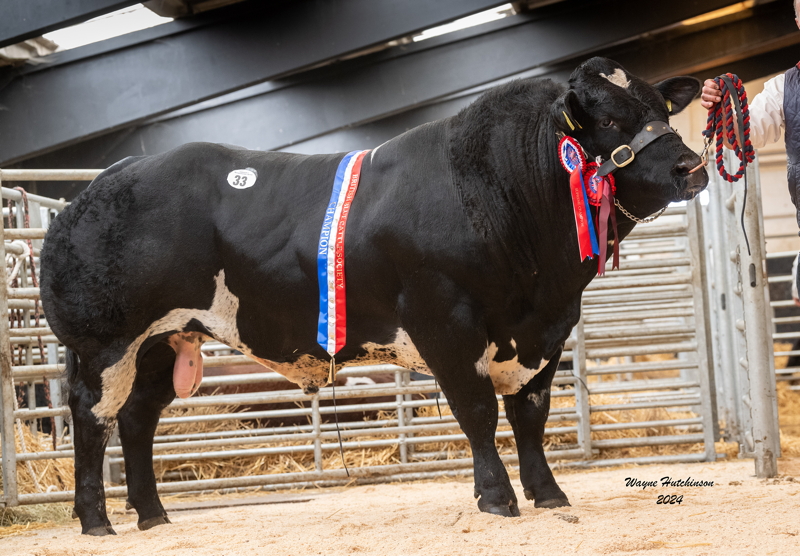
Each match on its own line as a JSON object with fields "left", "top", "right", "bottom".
{"left": 596, "top": 121, "right": 676, "bottom": 177}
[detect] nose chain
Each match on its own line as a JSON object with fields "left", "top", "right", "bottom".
{"left": 613, "top": 198, "right": 667, "bottom": 224}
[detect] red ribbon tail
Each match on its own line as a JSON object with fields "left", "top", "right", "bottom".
{"left": 569, "top": 169, "right": 593, "bottom": 261}
{"left": 597, "top": 181, "right": 612, "bottom": 276}
{"left": 609, "top": 189, "right": 619, "bottom": 270}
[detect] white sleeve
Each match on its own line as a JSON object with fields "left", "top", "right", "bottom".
{"left": 747, "top": 74, "right": 785, "bottom": 149}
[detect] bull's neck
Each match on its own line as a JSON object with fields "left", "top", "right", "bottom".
{"left": 447, "top": 110, "right": 584, "bottom": 282}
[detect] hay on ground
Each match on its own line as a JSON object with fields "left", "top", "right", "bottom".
{"left": 0, "top": 424, "right": 74, "bottom": 496}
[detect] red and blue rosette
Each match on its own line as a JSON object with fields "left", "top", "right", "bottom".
{"left": 558, "top": 136, "right": 599, "bottom": 261}
{"left": 583, "top": 162, "right": 614, "bottom": 207}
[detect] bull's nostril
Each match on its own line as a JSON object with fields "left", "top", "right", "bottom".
{"left": 675, "top": 157, "right": 701, "bottom": 176}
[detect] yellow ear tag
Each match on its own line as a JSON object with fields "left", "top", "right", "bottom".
{"left": 562, "top": 111, "right": 575, "bottom": 131}
{"left": 666, "top": 99, "right": 673, "bottom": 114}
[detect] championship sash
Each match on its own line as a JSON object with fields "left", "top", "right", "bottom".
{"left": 317, "top": 150, "right": 370, "bottom": 356}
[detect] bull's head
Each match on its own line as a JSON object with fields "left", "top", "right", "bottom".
{"left": 551, "top": 57, "right": 708, "bottom": 218}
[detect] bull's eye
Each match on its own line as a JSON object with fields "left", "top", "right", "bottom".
{"left": 599, "top": 118, "right": 614, "bottom": 129}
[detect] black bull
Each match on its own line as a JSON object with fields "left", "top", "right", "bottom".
{"left": 40, "top": 58, "right": 708, "bottom": 535}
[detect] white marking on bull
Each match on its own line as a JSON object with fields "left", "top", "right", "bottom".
{"left": 388, "top": 328, "right": 428, "bottom": 373}
{"left": 481, "top": 341, "right": 550, "bottom": 395}
{"left": 600, "top": 68, "right": 630, "bottom": 89}
{"left": 527, "top": 391, "right": 545, "bottom": 407}
{"left": 476, "top": 349, "right": 490, "bottom": 378}
{"left": 792, "top": 253, "right": 799, "bottom": 305}
{"left": 353, "top": 329, "right": 429, "bottom": 372}
{"left": 270, "top": 328, "right": 429, "bottom": 383}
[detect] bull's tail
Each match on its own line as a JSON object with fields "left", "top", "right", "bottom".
{"left": 65, "top": 348, "right": 79, "bottom": 387}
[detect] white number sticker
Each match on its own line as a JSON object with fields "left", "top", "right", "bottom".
{"left": 227, "top": 168, "right": 258, "bottom": 189}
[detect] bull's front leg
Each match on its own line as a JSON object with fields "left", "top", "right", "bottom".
{"left": 399, "top": 280, "right": 519, "bottom": 517}
{"left": 440, "top": 361, "right": 520, "bottom": 516}
{"left": 503, "top": 350, "right": 570, "bottom": 508}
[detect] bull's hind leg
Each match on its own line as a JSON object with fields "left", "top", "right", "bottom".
{"left": 117, "top": 342, "right": 177, "bottom": 530}
{"left": 69, "top": 354, "right": 119, "bottom": 536}
{"left": 503, "top": 350, "right": 570, "bottom": 508}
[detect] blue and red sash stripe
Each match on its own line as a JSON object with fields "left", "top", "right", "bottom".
{"left": 317, "top": 150, "right": 370, "bottom": 356}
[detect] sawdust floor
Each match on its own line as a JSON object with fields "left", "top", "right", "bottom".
{"left": 3, "top": 457, "right": 800, "bottom": 556}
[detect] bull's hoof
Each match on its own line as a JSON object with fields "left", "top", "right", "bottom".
{"left": 303, "top": 385, "right": 319, "bottom": 395}
{"left": 523, "top": 488, "right": 535, "bottom": 500}
{"left": 138, "top": 515, "right": 171, "bottom": 531}
{"left": 481, "top": 502, "right": 521, "bottom": 517}
{"left": 85, "top": 525, "right": 116, "bottom": 536}
{"left": 533, "top": 497, "right": 571, "bottom": 509}
{"left": 523, "top": 488, "right": 571, "bottom": 508}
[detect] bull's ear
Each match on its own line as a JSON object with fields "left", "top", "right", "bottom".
{"left": 655, "top": 76, "right": 701, "bottom": 115}
{"left": 551, "top": 89, "right": 585, "bottom": 133}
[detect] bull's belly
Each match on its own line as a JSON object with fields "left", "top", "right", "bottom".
{"left": 91, "top": 270, "right": 542, "bottom": 421}
{"left": 262, "top": 328, "right": 430, "bottom": 385}
{"left": 91, "top": 270, "right": 430, "bottom": 420}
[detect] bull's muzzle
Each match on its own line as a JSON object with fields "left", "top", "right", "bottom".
{"left": 675, "top": 154, "right": 709, "bottom": 200}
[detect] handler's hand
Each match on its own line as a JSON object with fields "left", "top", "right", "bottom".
{"left": 700, "top": 79, "right": 721, "bottom": 109}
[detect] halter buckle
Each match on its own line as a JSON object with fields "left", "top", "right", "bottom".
{"left": 610, "top": 145, "right": 635, "bottom": 168}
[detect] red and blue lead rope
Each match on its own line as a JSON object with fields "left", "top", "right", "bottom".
{"left": 702, "top": 73, "right": 756, "bottom": 254}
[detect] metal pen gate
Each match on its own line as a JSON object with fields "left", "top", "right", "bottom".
{"left": 0, "top": 166, "right": 775, "bottom": 508}
{"left": 702, "top": 153, "right": 781, "bottom": 477}
{"left": 767, "top": 252, "right": 800, "bottom": 387}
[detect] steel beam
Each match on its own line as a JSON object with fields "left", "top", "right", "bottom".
{"left": 0, "top": 0, "right": 509, "bottom": 165}
{"left": 17, "top": 0, "right": 795, "bottom": 184}
{"left": 282, "top": 6, "right": 800, "bottom": 157}
{"left": 598, "top": 2, "right": 800, "bottom": 82}
{"left": 7, "top": 0, "right": 741, "bottom": 170}
{"left": 687, "top": 43, "right": 800, "bottom": 85}
{"left": 0, "top": 0, "right": 140, "bottom": 49}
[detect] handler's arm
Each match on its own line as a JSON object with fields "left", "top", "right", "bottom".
{"left": 700, "top": 75, "right": 785, "bottom": 149}
{"left": 748, "top": 74, "right": 785, "bottom": 149}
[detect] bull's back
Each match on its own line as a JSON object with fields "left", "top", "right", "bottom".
{"left": 40, "top": 143, "right": 342, "bottom": 348}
